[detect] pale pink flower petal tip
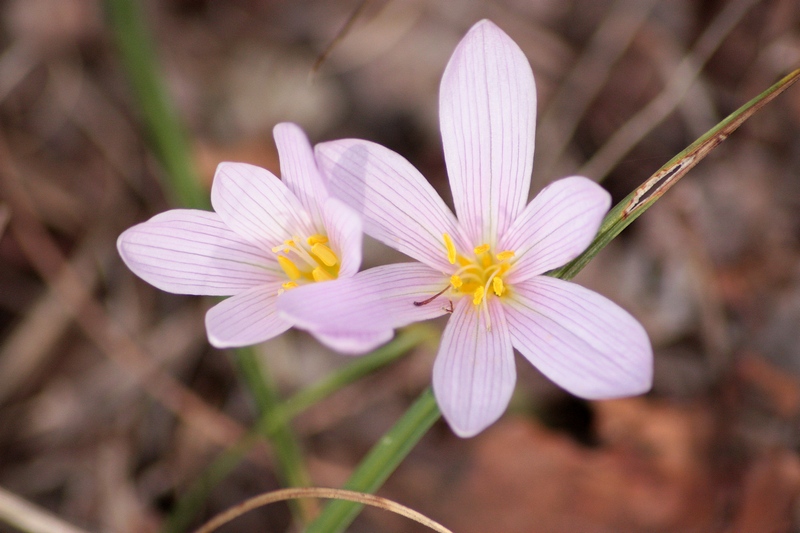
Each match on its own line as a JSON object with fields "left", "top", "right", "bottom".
{"left": 279, "top": 19, "right": 653, "bottom": 437}
{"left": 117, "top": 122, "right": 362, "bottom": 348}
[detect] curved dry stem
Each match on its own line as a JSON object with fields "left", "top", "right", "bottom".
{"left": 192, "top": 487, "right": 452, "bottom": 533}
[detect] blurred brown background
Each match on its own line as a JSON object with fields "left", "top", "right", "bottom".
{"left": 2, "top": 0, "right": 800, "bottom": 531}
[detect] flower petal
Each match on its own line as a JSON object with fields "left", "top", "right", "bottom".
{"left": 274, "top": 122, "right": 327, "bottom": 228}
{"left": 322, "top": 197, "right": 362, "bottom": 279}
{"left": 440, "top": 19, "right": 536, "bottom": 246}
{"left": 310, "top": 329, "right": 395, "bottom": 356}
{"left": 500, "top": 177, "right": 610, "bottom": 283}
{"left": 205, "top": 283, "right": 292, "bottom": 348}
{"left": 505, "top": 277, "right": 652, "bottom": 399}
{"left": 210, "top": 162, "right": 315, "bottom": 250}
{"left": 278, "top": 263, "right": 450, "bottom": 353}
{"left": 316, "top": 139, "right": 470, "bottom": 272}
{"left": 117, "top": 209, "right": 279, "bottom": 296}
{"left": 433, "top": 298, "right": 516, "bottom": 438}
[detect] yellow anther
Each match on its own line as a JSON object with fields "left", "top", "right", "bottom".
{"left": 473, "top": 286, "right": 485, "bottom": 306}
{"left": 473, "top": 243, "right": 490, "bottom": 255}
{"left": 481, "top": 254, "right": 492, "bottom": 268}
{"left": 307, "top": 234, "right": 328, "bottom": 245}
{"left": 311, "top": 243, "right": 338, "bottom": 267}
{"left": 443, "top": 233, "right": 457, "bottom": 264}
{"left": 277, "top": 256, "right": 301, "bottom": 280}
{"left": 312, "top": 267, "right": 334, "bottom": 282}
{"left": 492, "top": 277, "right": 505, "bottom": 296}
{"left": 496, "top": 250, "right": 515, "bottom": 261}
{"left": 450, "top": 274, "right": 463, "bottom": 289}
{"left": 285, "top": 239, "right": 296, "bottom": 247}
{"left": 282, "top": 281, "right": 298, "bottom": 290}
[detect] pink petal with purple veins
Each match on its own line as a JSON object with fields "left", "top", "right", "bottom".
{"left": 210, "top": 162, "right": 316, "bottom": 250}
{"left": 433, "top": 298, "right": 516, "bottom": 438}
{"left": 316, "top": 139, "right": 470, "bottom": 272}
{"left": 278, "top": 262, "right": 450, "bottom": 354}
{"left": 322, "top": 198, "right": 362, "bottom": 279}
{"left": 505, "top": 276, "right": 652, "bottom": 399}
{"left": 205, "top": 283, "right": 292, "bottom": 348}
{"left": 440, "top": 19, "right": 536, "bottom": 246}
{"left": 274, "top": 122, "right": 327, "bottom": 228}
{"left": 117, "top": 209, "right": 279, "bottom": 296}
{"left": 500, "top": 177, "right": 610, "bottom": 284}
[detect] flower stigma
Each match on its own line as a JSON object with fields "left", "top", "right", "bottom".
{"left": 414, "top": 233, "right": 516, "bottom": 329}
{"left": 272, "top": 233, "right": 340, "bottom": 292}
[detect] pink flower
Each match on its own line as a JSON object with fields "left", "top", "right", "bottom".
{"left": 278, "top": 20, "right": 652, "bottom": 437}
{"left": 117, "top": 123, "right": 362, "bottom": 348}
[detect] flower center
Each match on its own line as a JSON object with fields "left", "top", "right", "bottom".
{"left": 443, "top": 233, "right": 514, "bottom": 308}
{"left": 272, "top": 233, "right": 340, "bottom": 291}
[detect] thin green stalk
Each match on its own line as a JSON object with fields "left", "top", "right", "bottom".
{"left": 550, "top": 68, "right": 800, "bottom": 281}
{"left": 305, "top": 67, "right": 800, "bottom": 533}
{"left": 104, "top": 0, "right": 207, "bottom": 209}
{"left": 305, "top": 388, "right": 441, "bottom": 533}
{"left": 275, "top": 324, "right": 437, "bottom": 425}
{"left": 236, "top": 347, "right": 314, "bottom": 524}
{"left": 161, "top": 328, "right": 433, "bottom": 531}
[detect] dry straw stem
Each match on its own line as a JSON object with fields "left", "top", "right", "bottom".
{"left": 192, "top": 487, "right": 452, "bottom": 533}
{"left": 0, "top": 485, "right": 90, "bottom": 533}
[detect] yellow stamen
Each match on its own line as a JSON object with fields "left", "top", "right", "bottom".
{"left": 450, "top": 274, "right": 463, "bottom": 288}
{"left": 443, "top": 233, "right": 457, "bottom": 264}
{"left": 282, "top": 281, "right": 298, "bottom": 290}
{"left": 277, "top": 256, "right": 301, "bottom": 280}
{"left": 311, "top": 243, "right": 338, "bottom": 267}
{"left": 285, "top": 239, "right": 296, "bottom": 247}
{"left": 492, "top": 277, "right": 504, "bottom": 296}
{"left": 473, "top": 285, "right": 485, "bottom": 306}
{"left": 312, "top": 267, "right": 334, "bottom": 282}
{"left": 473, "top": 243, "right": 490, "bottom": 255}
{"left": 307, "top": 234, "right": 328, "bottom": 245}
{"left": 496, "top": 250, "right": 515, "bottom": 261}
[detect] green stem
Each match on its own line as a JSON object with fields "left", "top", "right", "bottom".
{"left": 161, "top": 327, "right": 434, "bottom": 531}
{"left": 104, "top": 0, "right": 207, "bottom": 209}
{"left": 275, "top": 324, "right": 437, "bottom": 426}
{"left": 235, "top": 347, "right": 314, "bottom": 525}
{"left": 305, "top": 388, "right": 441, "bottom": 533}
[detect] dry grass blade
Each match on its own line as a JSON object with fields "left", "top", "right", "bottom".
{"left": 0, "top": 485, "right": 90, "bottom": 533}
{"left": 193, "top": 487, "right": 453, "bottom": 533}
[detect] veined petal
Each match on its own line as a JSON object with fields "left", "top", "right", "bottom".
{"left": 322, "top": 197, "right": 362, "bottom": 279}
{"left": 117, "top": 209, "right": 279, "bottom": 296}
{"left": 274, "top": 122, "right": 327, "bottom": 228}
{"left": 500, "top": 177, "right": 610, "bottom": 284}
{"left": 206, "top": 283, "right": 292, "bottom": 348}
{"left": 433, "top": 298, "right": 516, "bottom": 438}
{"left": 277, "top": 263, "right": 450, "bottom": 353}
{"left": 210, "top": 162, "right": 316, "bottom": 250}
{"left": 440, "top": 19, "right": 536, "bottom": 246}
{"left": 505, "top": 277, "right": 652, "bottom": 399}
{"left": 316, "top": 139, "right": 470, "bottom": 272}
{"left": 310, "top": 329, "right": 395, "bottom": 356}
